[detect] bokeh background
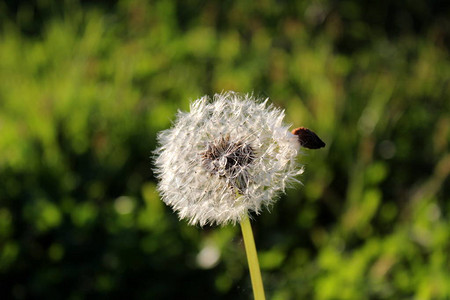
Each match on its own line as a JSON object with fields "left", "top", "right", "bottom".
{"left": 1, "top": 0, "right": 449, "bottom": 299}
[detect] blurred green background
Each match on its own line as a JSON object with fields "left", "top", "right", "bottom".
{"left": 1, "top": 0, "right": 449, "bottom": 299}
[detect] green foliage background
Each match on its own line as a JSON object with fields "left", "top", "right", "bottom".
{"left": 1, "top": 0, "right": 449, "bottom": 299}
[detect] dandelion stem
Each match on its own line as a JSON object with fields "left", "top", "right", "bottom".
{"left": 240, "top": 215, "right": 266, "bottom": 300}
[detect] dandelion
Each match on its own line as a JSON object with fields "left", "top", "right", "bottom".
{"left": 153, "top": 91, "right": 325, "bottom": 299}
{"left": 154, "top": 92, "right": 308, "bottom": 226}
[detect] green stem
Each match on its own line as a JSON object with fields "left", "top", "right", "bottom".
{"left": 240, "top": 215, "right": 266, "bottom": 300}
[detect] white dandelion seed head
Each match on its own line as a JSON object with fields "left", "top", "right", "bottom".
{"left": 153, "top": 91, "right": 304, "bottom": 226}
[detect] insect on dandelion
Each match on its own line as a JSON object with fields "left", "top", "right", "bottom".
{"left": 153, "top": 91, "right": 325, "bottom": 299}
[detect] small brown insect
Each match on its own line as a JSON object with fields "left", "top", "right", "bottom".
{"left": 292, "top": 127, "right": 326, "bottom": 149}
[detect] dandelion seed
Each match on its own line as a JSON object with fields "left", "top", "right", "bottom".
{"left": 153, "top": 91, "right": 307, "bottom": 226}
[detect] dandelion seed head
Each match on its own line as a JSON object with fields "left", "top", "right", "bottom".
{"left": 153, "top": 92, "right": 304, "bottom": 226}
